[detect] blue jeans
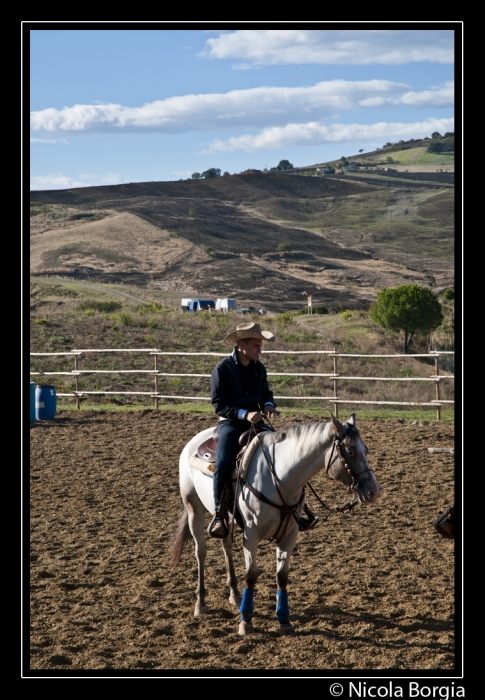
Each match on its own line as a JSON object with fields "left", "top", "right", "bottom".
{"left": 213, "top": 420, "right": 248, "bottom": 512}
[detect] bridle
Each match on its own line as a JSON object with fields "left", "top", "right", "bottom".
{"left": 234, "top": 422, "right": 375, "bottom": 542}
{"left": 326, "top": 427, "right": 375, "bottom": 494}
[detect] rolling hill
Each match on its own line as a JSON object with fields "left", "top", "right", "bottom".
{"left": 29, "top": 146, "right": 455, "bottom": 313}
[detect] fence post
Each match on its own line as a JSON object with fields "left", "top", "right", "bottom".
{"left": 74, "top": 354, "right": 80, "bottom": 410}
{"left": 333, "top": 350, "right": 338, "bottom": 418}
{"left": 434, "top": 351, "right": 441, "bottom": 421}
{"left": 154, "top": 354, "right": 159, "bottom": 410}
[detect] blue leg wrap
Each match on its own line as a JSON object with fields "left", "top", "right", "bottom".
{"left": 240, "top": 588, "right": 254, "bottom": 622}
{"left": 276, "top": 590, "right": 290, "bottom": 624}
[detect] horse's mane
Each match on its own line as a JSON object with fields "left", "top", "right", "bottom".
{"left": 264, "top": 420, "right": 333, "bottom": 447}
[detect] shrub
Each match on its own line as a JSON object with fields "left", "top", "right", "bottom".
{"left": 110, "top": 311, "right": 132, "bottom": 326}
{"left": 275, "top": 311, "right": 296, "bottom": 326}
{"left": 137, "top": 302, "right": 162, "bottom": 316}
{"left": 340, "top": 310, "right": 354, "bottom": 320}
{"left": 277, "top": 242, "right": 292, "bottom": 252}
{"left": 77, "top": 301, "right": 122, "bottom": 313}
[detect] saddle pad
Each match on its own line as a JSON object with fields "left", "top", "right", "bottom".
{"left": 188, "top": 452, "right": 216, "bottom": 476}
{"left": 188, "top": 454, "right": 239, "bottom": 484}
{"left": 238, "top": 434, "right": 262, "bottom": 479}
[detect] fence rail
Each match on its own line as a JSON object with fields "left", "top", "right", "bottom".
{"left": 30, "top": 348, "right": 454, "bottom": 420}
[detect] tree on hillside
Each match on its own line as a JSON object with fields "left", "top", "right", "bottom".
{"left": 431, "top": 132, "right": 442, "bottom": 139}
{"left": 427, "top": 141, "right": 444, "bottom": 153}
{"left": 202, "top": 168, "right": 221, "bottom": 179}
{"left": 359, "top": 149, "right": 364, "bottom": 154}
{"left": 370, "top": 284, "right": 443, "bottom": 353}
{"left": 276, "top": 160, "right": 294, "bottom": 171}
{"left": 191, "top": 172, "right": 201, "bottom": 180}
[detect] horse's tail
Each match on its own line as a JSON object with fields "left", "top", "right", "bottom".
{"left": 168, "top": 505, "right": 191, "bottom": 571}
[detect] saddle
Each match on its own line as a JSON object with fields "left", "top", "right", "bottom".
{"left": 196, "top": 422, "right": 272, "bottom": 463}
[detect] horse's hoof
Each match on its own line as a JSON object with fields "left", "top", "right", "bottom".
{"left": 279, "top": 622, "right": 296, "bottom": 636}
{"left": 194, "top": 603, "right": 208, "bottom": 616}
{"left": 229, "top": 594, "right": 242, "bottom": 607}
{"left": 239, "top": 620, "right": 255, "bottom": 635}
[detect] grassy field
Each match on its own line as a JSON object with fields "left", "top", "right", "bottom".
{"left": 368, "top": 146, "right": 454, "bottom": 167}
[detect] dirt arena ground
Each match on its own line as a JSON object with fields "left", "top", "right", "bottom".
{"left": 27, "top": 410, "right": 458, "bottom": 677}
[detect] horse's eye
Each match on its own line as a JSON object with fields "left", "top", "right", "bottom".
{"left": 347, "top": 449, "right": 355, "bottom": 458}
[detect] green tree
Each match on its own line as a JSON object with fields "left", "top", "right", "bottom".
{"left": 427, "top": 141, "right": 444, "bottom": 153}
{"left": 370, "top": 284, "right": 443, "bottom": 353}
{"left": 431, "top": 131, "right": 442, "bottom": 139}
{"left": 191, "top": 172, "right": 201, "bottom": 180}
{"left": 202, "top": 168, "right": 221, "bottom": 178}
{"left": 277, "top": 159, "right": 293, "bottom": 170}
{"left": 359, "top": 149, "right": 364, "bottom": 154}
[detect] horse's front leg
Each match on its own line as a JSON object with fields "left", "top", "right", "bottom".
{"left": 220, "top": 527, "right": 242, "bottom": 608}
{"left": 239, "top": 531, "right": 259, "bottom": 636}
{"left": 275, "top": 528, "right": 299, "bottom": 636}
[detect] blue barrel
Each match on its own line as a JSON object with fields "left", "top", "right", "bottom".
{"left": 35, "top": 384, "right": 57, "bottom": 420}
{"left": 30, "top": 382, "right": 36, "bottom": 422}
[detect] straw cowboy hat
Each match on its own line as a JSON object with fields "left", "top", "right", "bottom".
{"left": 224, "top": 322, "right": 275, "bottom": 346}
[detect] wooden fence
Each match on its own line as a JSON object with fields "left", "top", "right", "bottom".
{"left": 30, "top": 348, "right": 454, "bottom": 420}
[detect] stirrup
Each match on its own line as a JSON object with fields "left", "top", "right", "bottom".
{"left": 208, "top": 513, "right": 229, "bottom": 539}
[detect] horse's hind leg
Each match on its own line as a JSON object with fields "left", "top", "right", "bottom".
{"left": 275, "top": 530, "right": 299, "bottom": 636}
{"left": 221, "top": 527, "right": 242, "bottom": 608}
{"left": 184, "top": 496, "right": 209, "bottom": 616}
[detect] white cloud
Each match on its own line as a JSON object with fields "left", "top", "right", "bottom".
{"left": 29, "top": 172, "right": 122, "bottom": 191}
{"left": 359, "top": 81, "right": 454, "bottom": 108}
{"left": 30, "top": 174, "right": 84, "bottom": 190}
{"left": 30, "top": 80, "right": 453, "bottom": 135}
{"left": 200, "top": 29, "right": 455, "bottom": 67}
{"left": 206, "top": 117, "right": 455, "bottom": 153}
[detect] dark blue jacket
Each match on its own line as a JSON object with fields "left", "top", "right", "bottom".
{"left": 210, "top": 350, "right": 275, "bottom": 421}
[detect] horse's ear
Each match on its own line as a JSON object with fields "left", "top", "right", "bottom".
{"left": 331, "top": 413, "right": 344, "bottom": 436}
{"left": 347, "top": 413, "right": 356, "bottom": 426}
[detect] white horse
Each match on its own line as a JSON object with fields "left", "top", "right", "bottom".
{"left": 169, "top": 414, "right": 380, "bottom": 636}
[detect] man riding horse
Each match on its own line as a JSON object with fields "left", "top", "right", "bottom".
{"left": 208, "top": 321, "right": 280, "bottom": 538}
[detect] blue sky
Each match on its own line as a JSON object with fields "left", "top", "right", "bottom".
{"left": 27, "top": 25, "right": 459, "bottom": 191}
